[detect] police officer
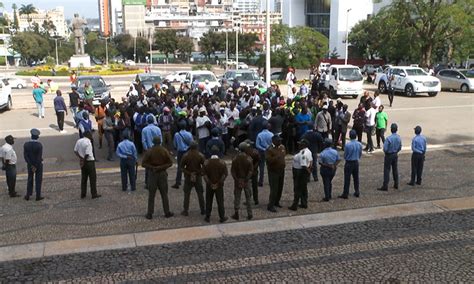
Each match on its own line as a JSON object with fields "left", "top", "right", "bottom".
{"left": 244, "top": 141, "right": 260, "bottom": 205}
{"left": 142, "top": 136, "right": 174, "bottom": 220}
{"left": 231, "top": 142, "right": 254, "bottom": 221}
{"left": 301, "top": 128, "right": 323, "bottom": 182}
{"left": 180, "top": 142, "right": 206, "bottom": 216}
{"left": 266, "top": 135, "right": 286, "bottom": 212}
{"left": 378, "top": 123, "right": 402, "bottom": 191}
{"left": 203, "top": 146, "right": 228, "bottom": 223}
{"left": 319, "top": 138, "right": 340, "bottom": 201}
{"left": 289, "top": 139, "right": 313, "bottom": 211}
{"left": 339, "top": 130, "right": 362, "bottom": 199}
{"left": 408, "top": 125, "right": 427, "bottom": 186}
{"left": 1, "top": 135, "right": 19, "bottom": 197}
{"left": 23, "top": 128, "right": 44, "bottom": 201}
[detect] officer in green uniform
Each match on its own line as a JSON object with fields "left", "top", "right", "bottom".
{"left": 231, "top": 142, "right": 254, "bottom": 221}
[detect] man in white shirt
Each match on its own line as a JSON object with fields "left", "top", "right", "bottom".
{"left": 365, "top": 103, "right": 377, "bottom": 153}
{"left": 1, "top": 135, "right": 19, "bottom": 197}
{"left": 373, "top": 91, "right": 382, "bottom": 108}
{"left": 289, "top": 139, "right": 313, "bottom": 211}
{"left": 74, "top": 131, "right": 101, "bottom": 199}
{"left": 196, "top": 107, "right": 211, "bottom": 154}
{"left": 286, "top": 68, "right": 295, "bottom": 98}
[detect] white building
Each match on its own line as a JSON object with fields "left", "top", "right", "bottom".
{"left": 17, "top": 6, "right": 69, "bottom": 38}
{"left": 234, "top": 0, "right": 260, "bottom": 12}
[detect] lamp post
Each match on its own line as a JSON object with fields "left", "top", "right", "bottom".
{"left": 149, "top": 28, "right": 153, "bottom": 70}
{"left": 265, "top": 0, "right": 271, "bottom": 85}
{"left": 133, "top": 36, "right": 137, "bottom": 63}
{"left": 225, "top": 29, "right": 229, "bottom": 70}
{"left": 344, "top": 8, "right": 352, "bottom": 65}
{"left": 105, "top": 36, "right": 109, "bottom": 66}
{"left": 54, "top": 38, "right": 59, "bottom": 66}
{"left": 235, "top": 28, "right": 239, "bottom": 69}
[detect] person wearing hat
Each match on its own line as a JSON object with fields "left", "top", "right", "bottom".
{"left": 74, "top": 131, "right": 101, "bottom": 199}
{"left": 158, "top": 106, "right": 174, "bottom": 151}
{"left": 1, "top": 135, "right": 19, "bottom": 197}
{"left": 319, "top": 138, "right": 340, "bottom": 201}
{"left": 142, "top": 136, "right": 174, "bottom": 220}
{"left": 116, "top": 132, "right": 138, "bottom": 192}
{"left": 142, "top": 114, "right": 162, "bottom": 189}
{"left": 202, "top": 145, "right": 228, "bottom": 223}
{"left": 265, "top": 135, "right": 286, "bottom": 212}
{"left": 244, "top": 139, "right": 260, "bottom": 205}
{"left": 378, "top": 123, "right": 402, "bottom": 191}
{"left": 196, "top": 106, "right": 212, "bottom": 154}
{"left": 289, "top": 139, "right": 313, "bottom": 211}
{"left": 180, "top": 142, "right": 206, "bottom": 216}
{"left": 205, "top": 128, "right": 225, "bottom": 159}
{"left": 231, "top": 142, "right": 254, "bottom": 221}
{"left": 23, "top": 128, "right": 44, "bottom": 201}
{"left": 78, "top": 111, "right": 92, "bottom": 139}
{"left": 408, "top": 125, "right": 427, "bottom": 186}
{"left": 69, "top": 85, "right": 80, "bottom": 126}
{"left": 172, "top": 120, "right": 193, "bottom": 189}
{"left": 314, "top": 104, "right": 332, "bottom": 139}
{"left": 339, "top": 130, "right": 363, "bottom": 199}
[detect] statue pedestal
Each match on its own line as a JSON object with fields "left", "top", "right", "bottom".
{"left": 70, "top": 54, "right": 91, "bottom": 68}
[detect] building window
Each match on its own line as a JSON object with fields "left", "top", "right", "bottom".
{"left": 305, "top": 0, "right": 330, "bottom": 38}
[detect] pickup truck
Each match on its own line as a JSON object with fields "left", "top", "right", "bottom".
{"left": 375, "top": 66, "right": 440, "bottom": 97}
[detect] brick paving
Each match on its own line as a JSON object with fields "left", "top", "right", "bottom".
{"left": 0, "top": 209, "right": 472, "bottom": 282}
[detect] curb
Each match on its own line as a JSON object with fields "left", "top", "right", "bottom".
{"left": 0, "top": 196, "right": 472, "bottom": 263}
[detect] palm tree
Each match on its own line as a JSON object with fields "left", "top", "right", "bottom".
{"left": 19, "top": 4, "right": 37, "bottom": 28}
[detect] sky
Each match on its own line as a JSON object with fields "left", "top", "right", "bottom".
{"left": 1, "top": 0, "right": 99, "bottom": 19}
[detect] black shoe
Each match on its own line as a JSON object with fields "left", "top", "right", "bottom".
{"left": 254, "top": 201, "right": 259, "bottom": 205}
{"left": 24, "top": 195, "right": 30, "bottom": 201}
{"left": 200, "top": 210, "right": 206, "bottom": 215}
{"left": 219, "top": 217, "right": 228, "bottom": 223}
{"left": 407, "top": 182, "right": 415, "bottom": 186}
{"left": 338, "top": 195, "right": 348, "bottom": 199}
{"left": 145, "top": 213, "right": 152, "bottom": 220}
{"left": 164, "top": 212, "right": 174, "bottom": 218}
{"left": 416, "top": 181, "right": 422, "bottom": 185}
{"left": 354, "top": 193, "right": 360, "bottom": 198}
{"left": 313, "top": 177, "right": 319, "bottom": 182}
{"left": 231, "top": 212, "right": 239, "bottom": 220}
{"left": 171, "top": 184, "right": 180, "bottom": 189}
{"left": 81, "top": 195, "right": 86, "bottom": 199}
{"left": 247, "top": 215, "right": 253, "bottom": 220}
{"left": 394, "top": 184, "right": 399, "bottom": 189}
{"left": 267, "top": 207, "right": 277, "bottom": 212}
{"left": 9, "top": 193, "right": 20, "bottom": 198}
{"left": 275, "top": 204, "right": 283, "bottom": 208}
{"left": 35, "top": 196, "right": 44, "bottom": 201}
{"left": 181, "top": 211, "right": 189, "bottom": 216}
{"left": 258, "top": 182, "right": 263, "bottom": 187}
{"left": 298, "top": 204, "right": 308, "bottom": 209}
{"left": 92, "top": 194, "right": 102, "bottom": 199}
{"left": 204, "top": 216, "right": 210, "bottom": 222}
{"left": 288, "top": 205, "right": 297, "bottom": 211}
{"left": 321, "top": 198, "right": 330, "bottom": 202}
{"left": 377, "top": 187, "right": 388, "bottom": 191}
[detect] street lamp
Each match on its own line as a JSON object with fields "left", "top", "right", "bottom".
{"left": 235, "top": 28, "right": 239, "bottom": 68}
{"left": 149, "top": 28, "right": 153, "bottom": 70}
{"left": 225, "top": 29, "right": 229, "bottom": 70}
{"left": 53, "top": 32, "right": 59, "bottom": 66}
{"left": 265, "top": 0, "right": 271, "bottom": 85}
{"left": 133, "top": 36, "right": 137, "bottom": 63}
{"left": 344, "top": 8, "right": 352, "bottom": 65}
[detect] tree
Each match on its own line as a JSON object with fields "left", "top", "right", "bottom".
{"left": 12, "top": 4, "right": 19, "bottom": 30}
{"left": 19, "top": 4, "right": 37, "bottom": 29}
{"left": 85, "top": 31, "right": 119, "bottom": 62}
{"left": 41, "top": 20, "right": 56, "bottom": 37}
{"left": 154, "top": 29, "right": 178, "bottom": 60}
{"left": 176, "top": 36, "right": 194, "bottom": 62}
{"left": 112, "top": 34, "right": 148, "bottom": 62}
{"left": 329, "top": 48, "right": 339, "bottom": 59}
{"left": 10, "top": 32, "right": 50, "bottom": 65}
{"left": 199, "top": 31, "right": 222, "bottom": 60}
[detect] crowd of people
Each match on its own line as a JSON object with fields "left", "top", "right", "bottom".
{"left": 1, "top": 70, "right": 427, "bottom": 223}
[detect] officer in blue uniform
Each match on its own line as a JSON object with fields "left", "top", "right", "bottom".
{"left": 319, "top": 138, "right": 340, "bottom": 201}
{"left": 339, "top": 130, "right": 362, "bottom": 199}
{"left": 378, "top": 123, "right": 402, "bottom": 191}
{"left": 408, "top": 125, "right": 427, "bottom": 186}
{"left": 23, "top": 128, "right": 44, "bottom": 201}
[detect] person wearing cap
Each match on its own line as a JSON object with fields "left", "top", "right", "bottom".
{"left": 265, "top": 135, "right": 286, "bottom": 212}
{"left": 158, "top": 106, "right": 174, "bottom": 151}
{"left": 142, "top": 136, "right": 174, "bottom": 220}
{"left": 205, "top": 128, "right": 225, "bottom": 159}
{"left": 408, "top": 126, "right": 427, "bottom": 186}
{"left": 289, "top": 139, "right": 313, "bottom": 210}
{"left": 256, "top": 123, "right": 273, "bottom": 188}
{"left": 32, "top": 84, "right": 46, "bottom": 119}
{"left": 69, "top": 85, "right": 80, "bottom": 126}
{"left": 78, "top": 111, "right": 93, "bottom": 139}
{"left": 74, "top": 131, "right": 101, "bottom": 199}
{"left": 23, "top": 128, "right": 44, "bottom": 201}
{"left": 116, "top": 132, "right": 138, "bottom": 192}
{"left": 301, "top": 128, "right": 324, "bottom": 182}
{"left": 180, "top": 142, "right": 206, "bottom": 216}
{"left": 196, "top": 107, "right": 212, "bottom": 154}
{"left": 244, "top": 139, "right": 260, "bottom": 205}
{"left": 202, "top": 145, "right": 228, "bottom": 223}
{"left": 378, "top": 123, "right": 402, "bottom": 191}
{"left": 231, "top": 142, "right": 254, "bottom": 221}
{"left": 314, "top": 104, "right": 332, "bottom": 139}
{"left": 1, "top": 135, "right": 19, "bottom": 197}
{"left": 339, "top": 130, "right": 363, "bottom": 199}
{"left": 172, "top": 120, "right": 193, "bottom": 189}
{"left": 319, "top": 138, "right": 340, "bottom": 201}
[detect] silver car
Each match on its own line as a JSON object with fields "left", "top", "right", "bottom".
{"left": 436, "top": 69, "right": 474, "bottom": 92}
{"left": 222, "top": 70, "right": 264, "bottom": 87}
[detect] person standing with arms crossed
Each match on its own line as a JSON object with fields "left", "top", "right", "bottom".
{"left": 74, "top": 131, "right": 101, "bottom": 199}
{"left": 408, "top": 126, "right": 427, "bottom": 186}
{"left": 231, "top": 142, "right": 254, "bottom": 221}
{"left": 266, "top": 136, "right": 286, "bottom": 212}
{"left": 378, "top": 123, "right": 402, "bottom": 191}
{"left": 23, "top": 128, "right": 44, "bottom": 201}
{"left": 1, "top": 135, "right": 19, "bottom": 197}
{"left": 339, "top": 130, "right": 362, "bottom": 199}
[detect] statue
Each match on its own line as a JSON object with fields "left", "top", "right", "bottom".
{"left": 72, "top": 14, "right": 87, "bottom": 55}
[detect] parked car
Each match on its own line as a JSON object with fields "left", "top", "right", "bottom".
{"left": 76, "top": 76, "right": 111, "bottom": 106}
{"left": 324, "top": 65, "right": 364, "bottom": 99}
{"left": 165, "top": 71, "right": 188, "bottom": 83}
{"left": 0, "top": 79, "right": 12, "bottom": 111}
{"left": 270, "top": 71, "right": 285, "bottom": 81}
{"left": 436, "top": 69, "right": 474, "bottom": 92}
{"left": 183, "top": 71, "right": 220, "bottom": 89}
{"left": 433, "top": 63, "right": 451, "bottom": 75}
{"left": 124, "top": 60, "right": 136, "bottom": 66}
{"left": 378, "top": 66, "right": 440, "bottom": 97}
{"left": 361, "top": 64, "right": 380, "bottom": 75}
{"left": 222, "top": 69, "right": 264, "bottom": 87}
{"left": 135, "top": 73, "right": 162, "bottom": 90}
{"left": 1, "top": 76, "right": 27, "bottom": 89}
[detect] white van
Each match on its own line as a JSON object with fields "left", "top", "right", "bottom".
{"left": 0, "top": 79, "right": 12, "bottom": 111}
{"left": 325, "top": 65, "right": 364, "bottom": 98}
{"left": 184, "top": 71, "right": 221, "bottom": 90}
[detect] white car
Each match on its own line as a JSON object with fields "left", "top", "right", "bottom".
{"left": 325, "top": 65, "right": 364, "bottom": 98}
{"left": 183, "top": 71, "right": 221, "bottom": 90}
{"left": 383, "top": 66, "right": 441, "bottom": 97}
{"left": 2, "top": 77, "right": 27, "bottom": 89}
{"left": 165, "top": 71, "right": 188, "bottom": 83}
{"left": 124, "top": 60, "right": 136, "bottom": 66}
{"left": 0, "top": 79, "right": 13, "bottom": 111}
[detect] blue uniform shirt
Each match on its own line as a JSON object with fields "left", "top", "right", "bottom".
{"left": 295, "top": 112, "right": 312, "bottom": 137}
{"left": 256, "top": 129, "right": 274, "bottom": 151}
{"left": 319, "top": 147, "right": 340, "bottom": 165}
{"left": 411, "top": 134, "right": 427, "bottom": 154}
{"left": 174, "top": 130, "right": 193, "bottom": 152}
{"left": 383, "top": 133, "right": 402, "bottom": 154}
{"left": 141, "top": 124, "right": 162, "bottom": 150}
{"left": 116, "top": 139, "right": 138, "bottom": 160}
{"left": 344, "top": 139, "right": 362, "bottom": 161}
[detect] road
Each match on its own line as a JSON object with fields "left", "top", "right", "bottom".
{"left": 1, "top": 209, "right": 472, "bottom": 282}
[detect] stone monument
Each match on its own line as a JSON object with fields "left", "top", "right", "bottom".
{"left": 69, "top": 14, "right": 91, "bottom": 68}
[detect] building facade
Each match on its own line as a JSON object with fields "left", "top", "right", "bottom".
{"left": 99, "top": 0, "right": 123, "bottom": 36}
{"left": 17, "top": 7, "right": 69, "bottom": 38}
